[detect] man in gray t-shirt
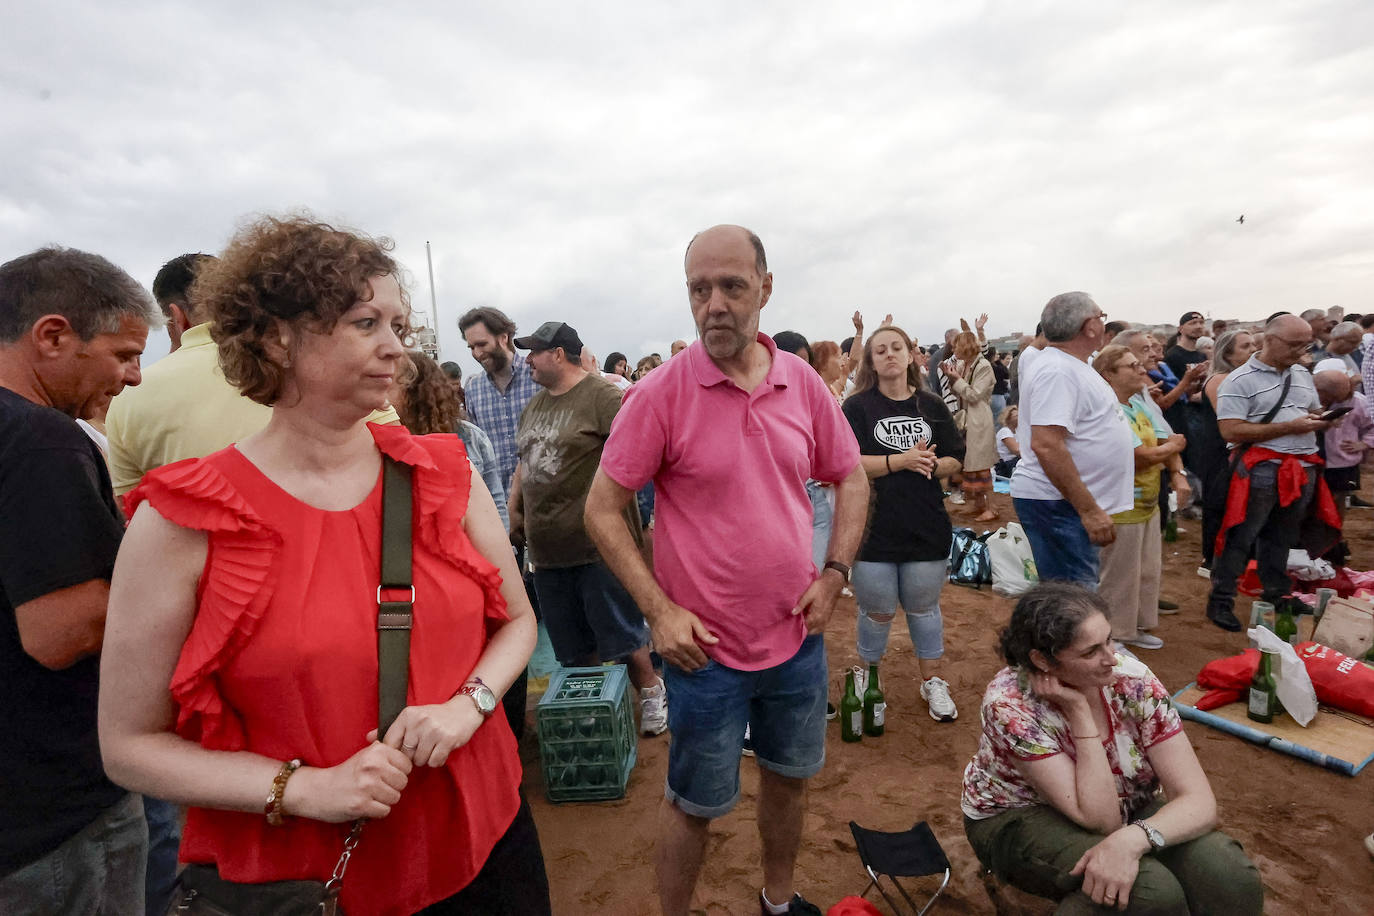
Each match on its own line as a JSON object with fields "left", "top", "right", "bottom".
{"left": 1206, "top": 315, "right": 1333, "bottom": 631}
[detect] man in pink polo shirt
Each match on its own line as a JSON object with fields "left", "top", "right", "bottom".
{"left": 585, "top": 225, "right": 867, "bottom": 916}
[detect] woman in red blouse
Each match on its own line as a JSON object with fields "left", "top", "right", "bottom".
{"left": 98, "top": 217, "right": 549, "bottom": 915}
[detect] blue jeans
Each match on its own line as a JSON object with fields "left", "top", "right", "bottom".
{"left": 1012, "top": 497, "right": 1100, "bottom": 588}
{"left": 991, "top": 394, "right": 1008, "bottom": 424}
{"left": 662, "top": 635, "right": 828, "bottom": 818}
{"left": 852, "top": 560, "right": 946, "bottom": 663}
{"left": 0, "top": 792, "right": 147, "bottom": 915}
{"left": 143, "top": 796, "right": 181, "bottom": 915}
{"left": 806, "top": 479, "right": 833, "bottom": 574}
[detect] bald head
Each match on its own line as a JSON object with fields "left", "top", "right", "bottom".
{"left": 1259, "top": 314, "right": 1313, "bottom": 371}
{"left": 685, "top": 225, "right": 767, "bottom": 277}
{"left": 1314, "top": 369, "right": 1353, "bottom": 407}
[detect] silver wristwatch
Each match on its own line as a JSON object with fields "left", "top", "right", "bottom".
{"left": 1134, "top": 819, "right": 1165, "bottom": 852}
{"left": 458, "top": 677, "right": 498, "bottom": 717}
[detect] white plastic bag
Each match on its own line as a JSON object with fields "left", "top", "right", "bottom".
{"left": 1286, "top": 549, "right": 1335, "bottom": 582}
{"left": 1247, "top": 626, "right": 1319, "bottom": 726}
{"left": 989, "top": 523, "right": 1038, "bottom": 597}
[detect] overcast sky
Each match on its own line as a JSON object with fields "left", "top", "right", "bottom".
{"left": 3, "top": 1, "right": 1371, "bottom": 373}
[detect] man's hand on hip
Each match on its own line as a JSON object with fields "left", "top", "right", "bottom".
{"left": 649, "top": 602, "right": 719, "bottom": 672}
{"left": 1081, "top": 506, "right": 1117, "bottom": 546}
{"left": 793, "top": 570, "right": 845, "bottom": 635}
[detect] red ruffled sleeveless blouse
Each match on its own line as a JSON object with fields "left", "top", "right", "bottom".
{"left": 126, "top": 424, "right": 522, "bottom": 916}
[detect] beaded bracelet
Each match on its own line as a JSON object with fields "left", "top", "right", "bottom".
{"left": 265, "top": 758, "right": 302, "bottom": 826}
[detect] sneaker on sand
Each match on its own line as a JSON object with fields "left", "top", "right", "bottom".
{"left": 759, "top": 891, "right": 822, "bottom": 915}
{"left": 639, "top": 682, "right": 668, "bottom": 736}
{"left": 920, "top": 677, "right": 958, "bottom": 721}
{"left": 1197, "top": 565, "right": 1212, "bottom": 579}
{"left": 1118, "top": 631, "right": 1164, "bottom": 649}
{"left": 948, "top": 491, "right": 966, "bottom": 505}
{"left": 1158, "top": 599, "right": 1180, "bottom": 614}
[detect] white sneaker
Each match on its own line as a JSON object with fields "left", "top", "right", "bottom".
{"left": 1197, "top": 565, "right": 1212, "bottom": 579}
{"left": 1118, "top": 631, "right": 1164, "bottom": 650}
{"left": 639, "top": 681, "right": 668, "bottom": 736}
{"left": 920, "top": 677, "right": 958, "bottom": 721}
{"left": 948, "top": 491, "right": 966, "bottom": 505}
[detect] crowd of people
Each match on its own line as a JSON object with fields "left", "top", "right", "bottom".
{"left": 10, "top": 215, "right": 1369, "bottom": 914}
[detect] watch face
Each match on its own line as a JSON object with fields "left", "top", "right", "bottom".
{"left": 474, "top": 685, "right": 498, "bottom": 714}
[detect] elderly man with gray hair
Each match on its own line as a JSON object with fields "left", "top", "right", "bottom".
{"left": 1313, "top": 321, "right": 1363, "bottom": 384}
{"left": 1009, "top": 292, "right": 1134, "bottom": 586}
{"left": 1205, "top": 314, "right": 1341, "bottom": 631}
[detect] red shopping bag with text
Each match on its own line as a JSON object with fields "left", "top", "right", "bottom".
{"left": 1296, "top": 642, "right": 1374, "bottom": 718}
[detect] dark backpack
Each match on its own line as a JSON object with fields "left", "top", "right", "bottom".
{"left": 949, "top": 527, "right": 993, "bottom": 588}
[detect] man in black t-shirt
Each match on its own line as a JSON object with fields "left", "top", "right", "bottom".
{"left": 0, "top": 248, "right": 159, "bottom": 912}
{"left": 1164, "top": 311, "right": 1209, "bottom": 476}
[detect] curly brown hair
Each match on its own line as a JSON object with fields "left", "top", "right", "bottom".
{"left": 195, "top": 215, "right": 409, "bottom": 405}
{"left": 394, "top": 351, "right": 465, "bottom": 435}
{"left": 998, "top": 582, "right": 1107, "bottom": 669}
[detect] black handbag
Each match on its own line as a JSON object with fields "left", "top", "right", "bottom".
{"left": 168, "top": 458, "right": 414, "bottom": 915}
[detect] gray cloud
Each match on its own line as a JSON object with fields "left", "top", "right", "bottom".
{"left": 2, "top": 0, "right": 1370, "bottom": 373}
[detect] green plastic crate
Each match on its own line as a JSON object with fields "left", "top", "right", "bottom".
{"left": 536, "top": 665, "right": 637, "bottom": 802}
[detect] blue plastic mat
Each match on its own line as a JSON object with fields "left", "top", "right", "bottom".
{"left": 1171, "top": 682, "right": 1374, "bottom": 776}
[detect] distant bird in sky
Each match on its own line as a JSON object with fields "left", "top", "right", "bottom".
{"left": 1237, "top": 214, "right": 1245, "bottom": 224}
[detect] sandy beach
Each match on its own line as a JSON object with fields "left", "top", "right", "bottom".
{"left": 525, "top": 488, "right": 1374, "bottom": 914}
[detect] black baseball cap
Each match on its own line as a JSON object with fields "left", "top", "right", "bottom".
{"left": 514, "top": 321, "right": 583, "bottom": 357}
{"left": 1178, "top": 311, "right": 1204, "bottom": 326}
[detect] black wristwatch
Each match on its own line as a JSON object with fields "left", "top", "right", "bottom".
{"left": 823, "top": 561, "right": 851, "bottom": 581}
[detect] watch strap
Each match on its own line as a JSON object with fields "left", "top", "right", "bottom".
{"left": 823, "top": 560, "right": 851, "bottom": 580}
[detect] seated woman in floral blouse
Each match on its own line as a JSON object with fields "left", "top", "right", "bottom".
{"left": 962, "top": 582, "right": 1261, "bottom": 914}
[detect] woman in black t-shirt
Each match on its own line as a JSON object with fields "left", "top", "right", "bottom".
{"left": 842, "top": 326, "right": 966, "bottom": 722}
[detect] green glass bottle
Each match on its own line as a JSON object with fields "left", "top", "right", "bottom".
{"left": 841, "top": 670, "right": 863, "bottom": 743}
{"left": 1163, "top": 515, "right": 1179, "bottom": 543}
{"left": 862, "top": 663, "right": 886, "bottom": 737}
{"left": 1274, "top": 603, "right": 1298, "bottom": 646}
{"left": 1247, "top": 649, "right": 1279, "bottom": 724}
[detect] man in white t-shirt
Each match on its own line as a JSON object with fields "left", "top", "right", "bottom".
{"left": 1009, "top": 292, "right": 1134, "bottom": 587}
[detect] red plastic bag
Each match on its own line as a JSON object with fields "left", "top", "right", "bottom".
{"left": 1297, "top": 642, "right": 1374, "bottom": 718}
{"left": 1195, "top": 643, "right": 1374, "bottom": 717}
{"left": 827, "top": 897, "right": 884, "bottom": 916}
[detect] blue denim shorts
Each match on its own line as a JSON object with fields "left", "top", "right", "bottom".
{"left": 532, "top": 561, "right": 650, "bottom": 665}
{"left": 662, "top": 634, "right": 828, "bottom": 818}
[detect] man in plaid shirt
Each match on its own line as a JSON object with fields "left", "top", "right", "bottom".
{"left": 460, "top": 307, "right": 540, "bottom": 493}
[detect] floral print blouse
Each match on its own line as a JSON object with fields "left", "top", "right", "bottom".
{"left": 961, "top": 655, "right": 1182, "bottom": 821}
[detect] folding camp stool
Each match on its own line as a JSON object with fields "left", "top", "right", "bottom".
{"left": 847, "top": 820, "right": 951, "bottom": 916}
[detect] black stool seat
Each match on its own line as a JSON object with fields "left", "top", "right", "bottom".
{"left": 848, "top": 820, "right": 951, "bottom": 916}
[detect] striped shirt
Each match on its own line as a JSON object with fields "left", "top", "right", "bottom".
{"left": 463, "top": 350, "right": 539, "bottom": 491}
{"left": 1215, "top": 354, "right": 1319, "bottom": 455}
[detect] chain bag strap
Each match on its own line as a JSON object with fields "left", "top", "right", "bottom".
{"left": 171, "top": 456, "right": 415, "bottom": 916}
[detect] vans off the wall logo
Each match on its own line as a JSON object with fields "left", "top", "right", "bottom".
{"left": 874, "top": 415, "right": 931, "bottom": 451}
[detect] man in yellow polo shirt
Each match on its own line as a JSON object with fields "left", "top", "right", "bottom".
{"left": 106, "top": 253, "right": 397, "bottom": 497}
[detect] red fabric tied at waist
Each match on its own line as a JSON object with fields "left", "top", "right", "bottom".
{"left": 1214, "top": 447, "right": 1342, "bottom": 558}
